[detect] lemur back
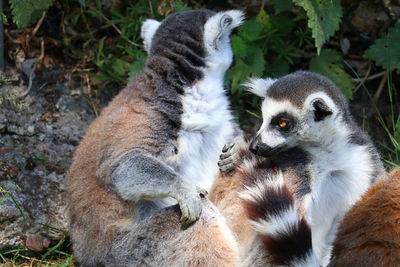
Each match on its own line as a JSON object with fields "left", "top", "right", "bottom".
{"left": 332, "top": 167, "right": 400, "bottom": 266}
{"left": 66, "top": 10, "right": 243, "bottom": 266}
{"left": 235, "top": 71, "right": 385, "bottom": 265}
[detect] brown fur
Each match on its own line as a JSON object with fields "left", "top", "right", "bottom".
{"left": 104, "top": 199, "right": 240, "bottom": 267}
{"left": 333, "top": 167, "right": 400, "bottom": 266}
{"left": 66, "top": 75, "right": 172, "bottom": 262}
{"left": 209, "top": 171, "right": 257, "bottom": 258}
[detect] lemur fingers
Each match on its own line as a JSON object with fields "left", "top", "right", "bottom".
{"left": 175, "top": 187, "right": 204, "bottom": 227}
{"left": 218, "top": 142, "right": 240, "bottom": 174}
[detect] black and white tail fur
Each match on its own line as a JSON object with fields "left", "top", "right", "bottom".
{"left": 236, "top": 143, "right": 319, "bottom": 266}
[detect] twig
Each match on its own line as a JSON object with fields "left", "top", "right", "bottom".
{"left": 31, "top": 11, "right": 46, "bottom": 38}
{"left": 19, "top": 62, "right": 37, "bottom": 98}
{"left": 353, "top": 62, "right": 372, "bottom": 92}
{"left": 86, "top": 73, "right": 99, "bottom": 117}
{"left": 148, "top": 0, "right": 154, "bottom": 17}
{"left": 260, "top": 0, "right": 265, "bottom": 12}
{"left": 4, "top": 28, "right": 21, "bottom": 44}
{"left": 352, "top": 70, "right": 386, "bottom": 82}
{"left": 5, "top": 11, "right": 46, "bottom": 44}
{"left": 88, "top": 6, "right": 141, "bottom": 48}
{"left": 38, "top": 37, "right": 45, "bottom": 62}
{"left": 373, "top": 71, "right": 388, "bottom": 103}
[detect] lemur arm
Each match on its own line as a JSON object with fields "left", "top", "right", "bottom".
{"left": 107, "top": 149, "right": 204, "bottom": 226}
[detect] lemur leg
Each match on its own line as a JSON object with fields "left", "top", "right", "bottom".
{"left": 110, "top": 149, "right": 204, "bottom": 226}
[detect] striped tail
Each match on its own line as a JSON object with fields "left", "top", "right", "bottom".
{"left": 239, "top": 157, "right": 320, "bottom": 267}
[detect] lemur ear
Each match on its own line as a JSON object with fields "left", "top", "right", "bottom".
{"left": 311, "top": 98, "right": 333, "bottom": 122}
{"left": 204, "top": 10, "right": 244, "bottom": 51}
{"left": 243, "top": 78, "right": 276, "bottom": 98}
{"left": 141, "top": 19, "right": 161, "bottom": 54}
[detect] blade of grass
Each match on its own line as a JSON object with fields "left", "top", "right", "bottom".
{"left": 0, "top": 253, "right": 11, "bottom": 267}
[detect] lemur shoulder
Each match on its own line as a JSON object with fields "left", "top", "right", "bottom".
{"left": 66, "top": 9, "right": 244, "bottom": 266}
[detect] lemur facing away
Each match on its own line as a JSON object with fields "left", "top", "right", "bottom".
{"left": 66, "top": 9, "right": 244, "bottom": 266}
{"left": 220, "top": 71, "right": 386, "bottom": 266}
{"left": 331, "top": 167, "right": 400, "bottom": 266}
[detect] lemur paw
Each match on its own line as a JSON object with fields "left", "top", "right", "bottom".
{"left": 175, "top": 187, "right": 206, "bottom": 227}
{"left": 218, "top": 142, "right": 239, "bottom": 174}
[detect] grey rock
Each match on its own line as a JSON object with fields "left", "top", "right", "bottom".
{"left": 0, "top": 71, "right": 98, "bottom": 250}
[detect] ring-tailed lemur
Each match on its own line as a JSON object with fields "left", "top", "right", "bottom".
{"left": 332, "top": 167, "right": 400, "bottom": 266}
{"left": 66, "top": 9, "right": 244, "bottom": 266}
{"left": 220, "top": 71, "right": 386, "bottom": 266}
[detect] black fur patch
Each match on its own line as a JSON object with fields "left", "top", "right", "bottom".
{"left": 243, "top": 179, "right": 294, "bottom": 222}
{"left": 313, "top": 99, "right": 333, "bottom": 121}
{"left": 141, "top": 10, "right": 216, "bottom": 150}
{"left": 261, "top": 217, "right": 313, "bottom": 266}
{"left": 147, "top": 10, "right": 214, "bottom": 89}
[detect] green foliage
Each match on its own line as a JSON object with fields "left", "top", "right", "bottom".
{"left": 0, "top": 233, "right": 74, "bottom": 266}
{"left": 309, "top": 49, "right": 354, "bottom": 99}
{"left": 293, "top": 0, "right": 342, "bottom": 55}
{"left": 9, "top": 0, "right": 54, "bottom": 28}
{"left": 128, "top": 53, "right": 147, "bottom": 82}
{"left": 271, "top": 0, "right": 293, "bottom": 13}
{"left": 226, "top": 9, "right": 311, "bottom": 123}
{"left": 364, "top": 23, "right": 400, "bottom": 73}
{"left": 69, "top": 0, "right": 190, "bottom": 87}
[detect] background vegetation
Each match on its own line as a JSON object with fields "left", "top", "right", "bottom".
{"left": 1, "top": 0, "right": 400, "bottom": 265}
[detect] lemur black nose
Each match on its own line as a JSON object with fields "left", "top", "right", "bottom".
{"left": 249, "top": 137, "right": 260, "bottom": 155}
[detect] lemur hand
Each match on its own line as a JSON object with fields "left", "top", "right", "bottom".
{"left": 218, "top": 142, "right": 239, "bottom": 174}
{"left": 174, "top": 186, "right": 207, "bottom": 227}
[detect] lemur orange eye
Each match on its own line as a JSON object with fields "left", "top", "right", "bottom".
{"left": 279, "top": 120, "right": 287, "bottom": 128}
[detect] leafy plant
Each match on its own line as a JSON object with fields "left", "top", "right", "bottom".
{"left": 225, "top": 9, "right": 312, "bottom": 123}
{"left": 364, "top": 23, "right": 400, "bottom": 73}
{"left": 9, "top": 0, "right": 54, "bottom": 28}
{"left": 309, "top": 49, "right": 354, "bottom": 99}
{"left": 293, "top": 0, "right": 342, "bottom": 54}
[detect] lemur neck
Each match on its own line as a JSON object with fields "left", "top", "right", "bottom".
{"left": 186, "top": 68, "right": 226, "bottom": 97}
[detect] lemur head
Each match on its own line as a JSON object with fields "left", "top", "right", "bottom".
{"left": 246, "top": 71, "right": 352, "bottom": 157}
{"left": 140, "top": 10, "right": 244, "bottom": 86}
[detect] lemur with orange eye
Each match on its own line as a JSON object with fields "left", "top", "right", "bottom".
{"left": 219, "top": 71, "right": 386, "bottom": 266}
{"left": 102, "top": 71, "right": 390, "bottom": 266}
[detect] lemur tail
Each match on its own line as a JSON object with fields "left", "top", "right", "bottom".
{"left": 238, "top": 148, "right": 320, "bottom": 267}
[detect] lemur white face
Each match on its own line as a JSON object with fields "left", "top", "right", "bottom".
{"left": 245, "top": 77, "right": 339, "bottom": 157}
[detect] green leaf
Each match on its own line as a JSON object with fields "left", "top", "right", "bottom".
{"left": 174, "top": 1, "right": 192, "bottom": 12}
{"left": 271, "top": 0, "right": 293, "bottom": 13}
{"left": 293, "top": 0, "right": 342, "bottom": 55}
{"left": 112, "top": 58, "right": 131, "bottom": 76}
{"left": 394, "top": 116, "right": 400, "bottom": 147}
{"left": 227, "top": 59, "right": 249, "bottom": 95}
{"left": 128, "top": 55, "right": 146, "bottom": 82}
{"left": 10, "top": 0, "right": 54, "bottom": 28}
{"left": 245, "top": 46, "right": 265, "bottom": 77}
{"left": 232, "top": 36, "right": 247, "bottom": 59}
{"left": 267, "top": 59, "right": 290, "bottom": 77}
{"left": 309, "top": 49, "right": 354, "bottom": 99}
{"left": 364, "top": 23, "right": 400, "bottom": 72}
{"left": 238, "top": 19, "right": 263, "bottom": 41}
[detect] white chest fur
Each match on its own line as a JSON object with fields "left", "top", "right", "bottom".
{"left": 306, "top": 143, "right": 374, "bottom": 265}
{"left": 176, "top": 73, "right": 235, "bottom": 191}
